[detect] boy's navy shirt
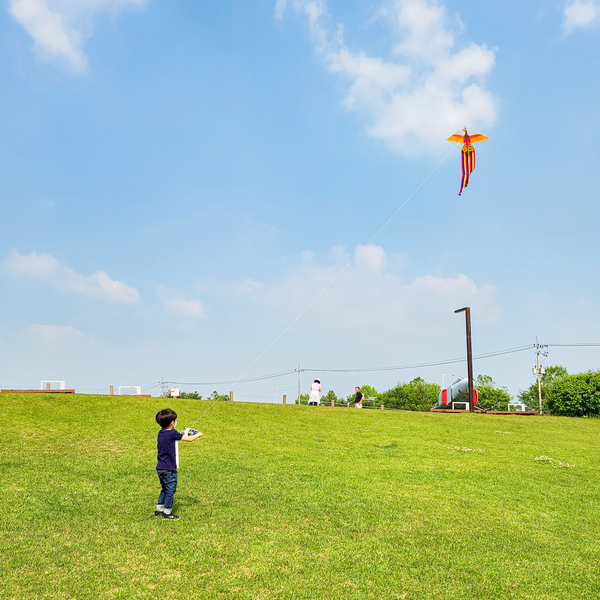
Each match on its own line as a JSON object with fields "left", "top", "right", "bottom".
{"left": 156, "top": 428, "right": 183, "bottom": 470}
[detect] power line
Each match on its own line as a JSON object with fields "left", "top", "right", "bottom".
{"left": 162, "top": 345, "right": 535, "bottom": 391}
{"left": 183, "top": 146, "right": 460, "bottom": 424}
{"left": 142, "top": 381, "right": 161, "bottom": 391}
{"left": 546, "top": 343, "right": 600, "bottom": 347}
{"left": 165, "top": 369, "right": 297, "bottom": 387}
{"left": 304, "top": 345, "right": 533, "bottom": 373}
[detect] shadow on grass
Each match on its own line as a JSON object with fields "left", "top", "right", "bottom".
{"left": 176, "top": 495, "right": 201, "bottom": 507}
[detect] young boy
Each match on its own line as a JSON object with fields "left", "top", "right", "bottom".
{"left": 155, "top": 408, "right": 203, "bottom": 520}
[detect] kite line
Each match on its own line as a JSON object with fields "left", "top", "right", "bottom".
{"left": 188, "top": 144, "right": 460, "bottom": 427}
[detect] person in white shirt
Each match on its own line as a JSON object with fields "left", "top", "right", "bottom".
{"left": 309, "top": 379, "right": 321, "bottom": 405}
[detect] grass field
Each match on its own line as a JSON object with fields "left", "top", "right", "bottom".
{"left": 1, "top": 393, "right": 600, "bottom": 599}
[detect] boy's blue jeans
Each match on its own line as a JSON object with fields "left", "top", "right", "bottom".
{"left": 157, "top": 470, "right": 178, "bottom": 509}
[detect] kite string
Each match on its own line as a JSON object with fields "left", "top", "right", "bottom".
{"left": 188, "top": 144, "right": 460, "bottom": 427}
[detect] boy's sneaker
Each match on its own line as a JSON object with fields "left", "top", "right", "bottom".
{"left": 154, "top": 510, "right": 164, "bottom": 517}
{"left": 162, "top": 512, "right": 180, "bottom": 520}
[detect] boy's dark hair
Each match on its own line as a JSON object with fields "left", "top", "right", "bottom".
{"left": 156, "top": 408, "right": 178, "bottom": 428}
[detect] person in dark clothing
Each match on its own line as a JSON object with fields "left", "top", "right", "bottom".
{"left": 354, "top": 387, "right": 364, "bottom": 408}
{"left": 155, "top": 408, "right": 203, "bottom": 520}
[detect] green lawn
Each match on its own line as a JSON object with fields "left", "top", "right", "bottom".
{"left": 1, "top": 393, "right": 599, "bottom": 599}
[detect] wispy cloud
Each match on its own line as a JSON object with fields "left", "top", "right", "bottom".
{"left": 18, "top": 324, "right": 85, "bottom": 347}
{"left": 8, "top": 0, "right": 146, "bottom": 71}
{"left": 276, "top": 0, "right": 497, "bottom": 157}
{"left": 562, "top": 1, "right": 599, "bottom": 33}
{"left": 274, "top": 0, "right": 288, "bottom": 21}
{"left": 3, "top": 249, "right": 140, "bottom": 303}
{"left": 238, "top": 244, "right": 499, "bottom": 334}
{"left": 154, "top": 284, "right": 205, "bottom": 318}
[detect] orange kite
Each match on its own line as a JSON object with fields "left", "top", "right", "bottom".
{"left": 447, "top": 128, "right": 489, "bottom": 195}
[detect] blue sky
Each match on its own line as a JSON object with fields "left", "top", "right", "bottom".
{"left": 1, "top": 0, "right": 599, "bottom": 400}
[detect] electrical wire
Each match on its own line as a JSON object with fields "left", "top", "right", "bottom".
{"left": 546, "top": 343, "right": 600, "bottom": 347}
{"left": 184, "top": 145, "right": 460, "bottom": 426}
{"left": 142, "top": 381, "right": 161, "bottom": 391}
{"left": 303, "top": 345, "right": 533, "bottom": 373}
{"left": 166, "top": 369, "right": 297, "bottom": 387}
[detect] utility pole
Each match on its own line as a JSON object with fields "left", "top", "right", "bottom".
{"left": 533, "top": 338, "right": 548, "bottom": 414}
{"left": 297, "top": 363, "right": 303, "bottom": 404}
{"left": 455, "top": 307, "right": 474, "bottom": 412}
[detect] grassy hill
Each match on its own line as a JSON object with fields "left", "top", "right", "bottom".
{"left": 2, "top": 393, "right": 599, "bottom": 599}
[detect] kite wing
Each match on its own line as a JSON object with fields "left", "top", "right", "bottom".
{"left": 468, "top": 133, "right": 489, "bottom": 143}
{"left": 446, "top": 132, "right": 489, "bottom": 144}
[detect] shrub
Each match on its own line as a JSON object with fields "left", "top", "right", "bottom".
{"left": 179, "top": 391, "right": 203, "bottom": 399}
{"left": 381, "top": 378, "right": 440, "bottom": 411}
{"left": 545, "top": 371, "right": 600, "bottom": 417}
{"left": 518, "top": 365, "right": 568, "bottom": 412}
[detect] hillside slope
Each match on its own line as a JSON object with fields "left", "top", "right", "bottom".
{"left": 1, "top": 393, "right": 599, "bottom": 599}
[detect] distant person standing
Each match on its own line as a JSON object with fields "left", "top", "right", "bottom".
{"left": 309, "top": 379, "right": 321, "bottom": 405}
{"left": 354, "top": 387, "right": 364, "bottom": 408}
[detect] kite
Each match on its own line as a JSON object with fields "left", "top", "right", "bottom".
{"left": 447, "top": 128, "right": 489, "bottom": 195}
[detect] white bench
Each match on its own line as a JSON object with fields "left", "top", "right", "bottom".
{"left": 452, "top": 402, "right": 470, "bottom": 411}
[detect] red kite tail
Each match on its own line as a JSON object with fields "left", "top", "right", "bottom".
{"left": 459, "top": 145, "right": 476, "bottom": 196}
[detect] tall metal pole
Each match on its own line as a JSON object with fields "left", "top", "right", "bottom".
{"left": 533, "top": 338, "right": 548, "bottom": 415}
{"left": 536, "top": 346, "right": 542, "bottom": 414}
{"left": 455, "top": 307, "right": 474, "bottom": 412}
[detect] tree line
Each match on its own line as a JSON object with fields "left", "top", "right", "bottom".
{"left": 172, "top": 367, "right": 600, "bottom": 417}
{"left": 301, "top": 367, "right": 600, "bottom": 417}
{"left": 518, "top": 366, "right": 600, "bottom": 417}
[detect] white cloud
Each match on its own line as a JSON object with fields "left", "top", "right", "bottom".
{"left": 19, "top": 324, "right": 85, "bottom": 347}
{"left": 3, "top": 249, "right": 140, "bottom": 303}
{"left": 238, "top": 244, "right": 499, "bottom": 335}
{"left": 237, "top": 279, "right": 262, "bottom": 295}
{"left": 274, "top": 0, "right": 288, "bottom": 21}
{"left": 355, "top": 244, "right": 387, "bottom": 271}
{"left": 164, "top": 298, "right": 204, "bottom": 318}
{"left": 8, "top": 0, "right": 146, "bottom": 71}
{"left": 154, "top": 283, "right": 205, "bottom": 318}
{"left": 278, "top": 0, "right": 497, "bottom": 157}
{"left": 5, "top": 249, "right": 60, "bottom": 277}
{"left": 563, "top": 1, "right": 598, "bottom": 32}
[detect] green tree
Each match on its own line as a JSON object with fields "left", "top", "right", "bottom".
{"left": 381, "top": 378, "right": 440, "bottom": 411}
{"left": 545, "top": 370, "right": 600, "bottom": 417}
{"left": 474, "top": 375, "right": 512, "bottom": 411}
{"left": 474, "top": 374, "right": 494, "bottom": 387}
{"left": 179, "top": 391, "right": 203, "bottom": 399}
{"left": 518, "top": 365, "right": 568, "bottom": 412}
{"left": 298, "top": 393, "right": 310, "bottom": 405}
{"left": 359, "top": 385, "right": 381, "bottom": 407}
{"left": 210, "top": 390, "right": 230, "bottom": 402}
{"left": 322, "top": 390, "right": 338, "bottom": 405}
